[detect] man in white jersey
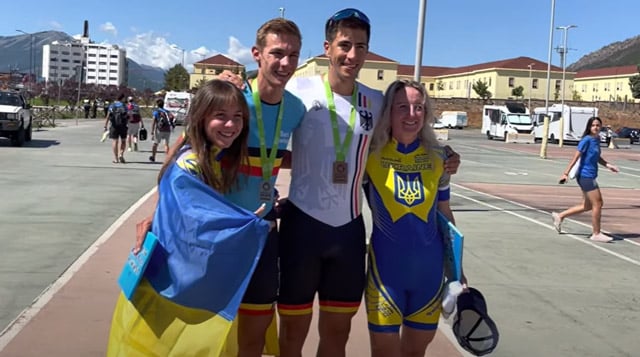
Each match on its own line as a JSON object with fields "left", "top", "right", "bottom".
{"left": 277, "top": 8, "right": 460, "bottom": 357}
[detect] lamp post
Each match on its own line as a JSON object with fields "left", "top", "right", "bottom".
{"left": 540, "top": 0, "right": 556, "bottom": 159}
{"left": 528, "top": 63, "right": 535, "bottom": 111}
{"left": 171, "top": 45, "right": 185, "bottom": 67}
{"left": 15, "top": 29, "right": 33, "bottom": 92}
{"left": 413, "top": 0, "right": 427, "bottom": 82}
{"left": 279, "top": 7, "right": 285, "bottom": 18}
{"left": 556, "top": 25, "right": 577, "bottom": 112}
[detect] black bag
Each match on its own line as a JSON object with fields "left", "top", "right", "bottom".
{"left": 110, "top": 104, "right": 128, "bottom": 127}
{"left": 157, "top": 110, "right": 173, "bottom": 132}
{"left": 139, "top": 127, "right": 147, "bottom": 141}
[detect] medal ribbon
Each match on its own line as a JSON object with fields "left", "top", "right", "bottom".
{"left": 252, "top": 79, "right": 284, "bottom": 181}
{"left": 324, "top": 77, "right": 358, "bottom": 162}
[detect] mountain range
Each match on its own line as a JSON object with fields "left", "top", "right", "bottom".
{"left": 567, "top": 34, "right": 640, "bottom": 72}
{"left": 1, "top": 31, "right": 165, "bottom": 91}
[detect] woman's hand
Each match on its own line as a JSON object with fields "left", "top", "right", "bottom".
{"left": 254, "top": 203, "right": 266, "bottom": 216}
{"left": 606, "top": 163, "right": 619, "bottom": 173}
{"left": 443, "top": 145, "right": 461, "bottom": 175}
{"left": 133, "top": 216, "right": 153, "bottom": 255}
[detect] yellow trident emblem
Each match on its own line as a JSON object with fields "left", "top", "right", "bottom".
{"left": 396, "top": 173, "right": 423, "bottom": 206}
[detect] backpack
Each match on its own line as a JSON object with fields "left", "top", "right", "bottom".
{"left": 110, "top": 103, "right": 128, "bottom": 127}
{"left": 128, "top": 103, "right": 142, "bottom": 123}
{"left": 156, "top": 110, "right": 172, "bottom": 132}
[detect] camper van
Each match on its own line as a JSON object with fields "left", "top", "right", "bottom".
{"left": 532, "top": 104, "right": 598, "bottom": 143}
{"left": 481, "top": 102, "right": 532, "bottom": 140}
{"left": 163, "top": 91, "right": 193, "bottom": 125}
{"left": 438, "top": 111, "right": 468, "bottom": 129}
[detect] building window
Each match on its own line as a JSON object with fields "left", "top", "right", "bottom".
{"left": 508, "top": 77, "right": 514, "bottom": 87}
{"left": 555, "top": 80, "right": 561, "bottom": 90}
{"left": 429, "top": 83, "right": 434, "bottom": 91}
{"left": 456, "top": 80, "right": 460, "bottom": 89}
{"left": 604, "top": 83, "right": 610, "bottom": 91}
{"left": 377, "top": 70, "right": 384, "bottom": 80}
{"left": 532, "top": 79, "right": 538, "bottom": 89}
{"left": 488, "top": 78, "right": 492, "bottom": 86}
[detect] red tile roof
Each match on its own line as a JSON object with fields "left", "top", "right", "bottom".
{"left": 397, "top": 64, "right": 452, "bottom": 77}
{"left": 574, "top": 65, "right": 639, "bottom": 79}
{"left": 314, "top": 51, "right": 397, "bottom": 63}
{"left": 432, "top": 56, "right": 563, "bottom": 77}
{"left": 196, "top": 54, "right": 243, "bottom": 67}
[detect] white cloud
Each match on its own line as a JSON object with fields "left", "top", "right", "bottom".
{"left": 227, "top": 36, "right": 254, "bottom": 67}
{"left": 122, "top": 32, "right": 255, "bottom": 72}
{"left": 49, "top": 21, "right": 63, "bottom": 30}
{"left": 100, "top": 22, "right": 118, "bottom": 37}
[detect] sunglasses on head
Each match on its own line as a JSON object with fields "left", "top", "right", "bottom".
{"left": 327, "top": 8, "right": 370, "bottom": 26}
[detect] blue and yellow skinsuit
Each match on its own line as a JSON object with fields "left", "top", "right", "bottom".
{"left": 365, "top": 138, "right": 450, "bottom": 332}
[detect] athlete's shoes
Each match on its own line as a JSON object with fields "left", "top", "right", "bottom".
{"left": 552, "top": 212, "right": 562, "bottom": 233}
{"left": 133, "top": 143, "right": 138, "bottom": 151}
{"left": 590, "top": 233, "right": 613, "bottom": 243}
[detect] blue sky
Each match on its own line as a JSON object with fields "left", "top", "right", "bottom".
{"left": 4, "top": 0, "right": 640, "bottom": 72}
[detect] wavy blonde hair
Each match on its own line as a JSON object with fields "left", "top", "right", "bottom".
{"left": 370, "top": 79, "right": 439, "bottom": 153}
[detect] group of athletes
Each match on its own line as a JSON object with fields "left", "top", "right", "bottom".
{"left": 132, "top": 7, "right": 464, "bottom": 357}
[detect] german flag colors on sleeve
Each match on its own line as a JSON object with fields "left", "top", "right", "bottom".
{"left": 107, "top": 163, "right": 271, "bottom": 357}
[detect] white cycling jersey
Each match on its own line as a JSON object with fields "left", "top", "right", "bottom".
{"left": 286, "top": 75, "right": 383, "bottom": 227}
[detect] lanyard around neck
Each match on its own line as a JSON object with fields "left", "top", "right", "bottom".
{"left": 324, "top": 77, "right": 358, "bottom": 162}
{"left": 251, "top": 79, "right": 284, "bottom": 181}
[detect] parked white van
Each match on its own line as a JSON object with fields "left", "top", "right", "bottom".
{"left": 163, "top": 91, "right": 193, "bottom": 125}
{"left": 438, "top": 111, "right": 468, "bottom": 129}
{"left": 532, "top": 104, "right": 598, "bottom": 143}
{"left": 481, "top": 102, "right": 532, "bottom": 140}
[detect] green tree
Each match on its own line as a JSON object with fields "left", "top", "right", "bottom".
{"left": 164, "top": 65, "right": 189, "bottom": 91}
{"left": 572, "top": 90, "right": 582, "bottom": 101}
{"left": 511, "top": 85, "right": 524, "bottom": 99}
{"left": 472, "top": 80, "right": 492, "bottom": 101}
{"left": 628, "top": 72, "right": 640, "bottom": 99}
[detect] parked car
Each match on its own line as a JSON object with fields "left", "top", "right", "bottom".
{"left": 432, "top": 119, "right": 446, "bottom": 129}
{"left": 615, "top": 127, "right": 640, "bottom": 144}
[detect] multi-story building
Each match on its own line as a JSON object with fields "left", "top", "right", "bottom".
{"left": 573, "top": 65, "right": 639, "bottom": 102}
{"left": 189, "top": 54, "right": 245, "bottom": 89}
{"left": 41, "top": 21, "right": 127, "bottom": 87}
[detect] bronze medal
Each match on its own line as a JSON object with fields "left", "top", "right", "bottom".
{"left": 332, "top": 161, "right": 348, "bottom": 184}
{"left": 259, "top": 181, "right": 273, "bottom": 202}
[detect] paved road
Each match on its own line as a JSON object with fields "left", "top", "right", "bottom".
{"left": 0, "top": 119, "right": 161, "bottom": 329}
{"left": 1, "top": 122, "right": 639, "bottom": 356}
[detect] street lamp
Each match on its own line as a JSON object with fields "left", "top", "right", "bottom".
{"left": 528, "top": 63, "right": 535, "bottom": 111}
{"left": 279, "top": 7, "right": 285, "bottom": 18}
{"left": 413, "top": 0, "right": 427, "bottom": 82}
{"left": 171, "top": 45, "right": 185, "bottom": 67}
{"left": 556, "top": 25, "right": 577, "bottom": 111}
{"left": 15, "top": 29, "right": 33, "bottom": 92}
{"left": 541, "top": 0, "right": 556, "bottom": 159}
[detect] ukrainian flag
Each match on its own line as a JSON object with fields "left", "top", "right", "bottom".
{"left": 107, "top": 163, "right": 270, "bottom": 356}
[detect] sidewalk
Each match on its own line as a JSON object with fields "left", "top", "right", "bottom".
{"left": 0, "top": 171, "right": 465, "bottom": 357}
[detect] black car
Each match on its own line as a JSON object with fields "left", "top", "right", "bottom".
{"left": 615, "top": 127, "right": 640, "bottom": 144}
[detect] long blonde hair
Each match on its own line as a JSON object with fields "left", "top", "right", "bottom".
{"left": 370, "top": 79, "right": 439, "bottom": 153}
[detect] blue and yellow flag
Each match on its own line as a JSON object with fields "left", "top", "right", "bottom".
{"left": 107, "top": 163, "right": 270, "bottom": 357}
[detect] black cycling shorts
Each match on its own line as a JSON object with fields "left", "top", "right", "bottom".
{"left": 278, "top": 202, "right": 366, "bottom": 315}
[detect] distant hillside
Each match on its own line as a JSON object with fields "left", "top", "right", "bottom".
{"left": 568, "top": 34, "right": 640, "bottom": 72}
{"left": 1, "top": 30, "right": 165, "bottom": 91}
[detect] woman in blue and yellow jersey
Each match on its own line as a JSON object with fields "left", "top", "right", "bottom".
{"left": 364, "top": 80, "right": 462, "bottom": 357}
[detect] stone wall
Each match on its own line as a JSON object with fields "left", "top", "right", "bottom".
{"left": 432, "top": 98, "right": 640, "bottom": 130}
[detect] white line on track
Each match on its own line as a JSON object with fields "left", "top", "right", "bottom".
{"left": 452, "top": 183, "right": 640, "bottom": 265}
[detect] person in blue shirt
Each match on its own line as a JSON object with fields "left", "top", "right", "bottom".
{"left": 553, "top": 116, "right": 619, "bottom": 242}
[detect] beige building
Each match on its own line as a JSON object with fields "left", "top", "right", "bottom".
{"left": 293, "top": 52, "right": 398, "bottom": 92}
{"left": 189, "top": 54, "right": 245, "bottom": 89}
{"left": 294, "top": 53, "right": 638, "bottom": 103}
{"left": 573, "top": 65, "right": 639, "bottom": 102}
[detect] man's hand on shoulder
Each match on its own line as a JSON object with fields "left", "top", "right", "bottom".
{"left": 219, "top": 70, "right": 245, "bottom": 90}
{"left": 443, "top": 145, "right": 461, "bottom": 175}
